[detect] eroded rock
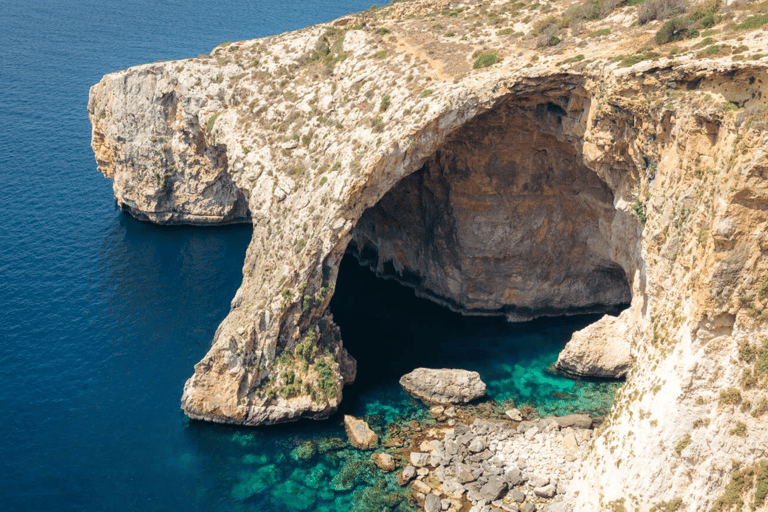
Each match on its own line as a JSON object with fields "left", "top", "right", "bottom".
{"left": 88, "top": 1, "right": 768, "bottom": 509}
{"left": 555, "top": 314, "right": 631, "bottom": 378}
{"left": 400, "top": 368, "right": 486, "bottom": 404}
{"left": 372, "top": 452, "right": 395, "bottom": 472}
{"left": 344, "top": 415, "right": 378, "bottom": 450}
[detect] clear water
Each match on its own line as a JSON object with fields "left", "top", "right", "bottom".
{"left": 0, "top": 1, "right": 622, "bottom": 510}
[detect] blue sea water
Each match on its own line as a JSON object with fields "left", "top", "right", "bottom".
{"left": 0, "top": 1, "right": 622, "bottom": 510}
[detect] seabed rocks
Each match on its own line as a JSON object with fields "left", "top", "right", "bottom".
{"left": 228, "top": 394, "right": 603, "bottom": 512}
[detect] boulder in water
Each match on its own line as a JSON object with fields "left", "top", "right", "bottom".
{"left": 344, "top": 415, "right": 379, "bottom": 450}
{"left": 399, "top": 368, "right": 486, "bottom": 404}
{"left": 372, "top": 452, "right": 395, "bottom": 472}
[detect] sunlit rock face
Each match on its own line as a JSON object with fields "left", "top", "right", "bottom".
{"left": 89, "top": 0, "right": 768, "bottom": 508}
{"left": 351, "top": 95, "right": 631, "bottom": 321}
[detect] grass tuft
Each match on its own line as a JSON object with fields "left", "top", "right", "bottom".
{"left": 473, "top": 51, "right": 498, "bottom": 69}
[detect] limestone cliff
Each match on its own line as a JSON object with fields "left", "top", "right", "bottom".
{"left": 89, "top": 0, "right": 768, "bottom": 509}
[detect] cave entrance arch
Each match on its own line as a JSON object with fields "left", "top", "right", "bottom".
{"left": 331, "top": 89, "right": 633, "bottom": 399}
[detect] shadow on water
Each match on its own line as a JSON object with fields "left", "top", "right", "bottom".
{"left": 331, "top": 253, "right": 626, "bottom": 419}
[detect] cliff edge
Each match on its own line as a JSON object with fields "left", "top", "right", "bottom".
{"left": 89, "top": 0, "right": 768, "bottom": 509}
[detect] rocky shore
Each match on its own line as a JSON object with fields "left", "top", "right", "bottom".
{"left": 366, "top": 399, "right": 599, "bottom": 512}
{"left": 89, "top": 0, "right": 768, "bottom": 506}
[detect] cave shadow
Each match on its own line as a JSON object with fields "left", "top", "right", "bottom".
{"left": 331, "top": 252, "right": 627, "bottom": 414}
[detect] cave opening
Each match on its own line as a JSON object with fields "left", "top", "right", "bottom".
{"left": 330, "top": 91, "right": 632, "bottom": 417}
{"left": 330, "top": 253, "right": 626, "bottom": 418}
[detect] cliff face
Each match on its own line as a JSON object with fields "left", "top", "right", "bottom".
{"left": 350, "top": 92, "right": 633, "bottom": 320}
{"left": 89, "top": 0, "right": 768, "bottom": 509}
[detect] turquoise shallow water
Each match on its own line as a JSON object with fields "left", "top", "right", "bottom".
{"left": 0, "top": 0, "right": 623, "bottom": 509}
{"left": 168, "top": 257, "right": 624, "bottom": 512}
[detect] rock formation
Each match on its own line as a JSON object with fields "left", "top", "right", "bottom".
{"left": 400, "top": 368, "right": 487, "bottom": 404}
{"left": 555, "top": 313, "right": 632, "bottom": 378}
{"left": 88, "top": 0, "right": 768, "bottom": 509}
{"left": 344, "top": 415, "right": 379, "bottom": 450}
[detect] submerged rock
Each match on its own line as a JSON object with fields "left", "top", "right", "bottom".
{"left": 330, "top": 458, "right": 378, "bottom": 492}
{"left": 344, "top": 415, "right": 379, "bottom": 450}
{"left": 271, "top": 479, "right": 317, "bottom": 510}
{"left": 231, "top": 464, "right": 282, "bottom": 501}
{"left": 290, "top": 440, "right": 318, "bottom": 464}
{"left": 372, "top": 452, "right": 395, "bottom": 472}
{"left": 399, "top": 368, "right": 486, "bottom": 404}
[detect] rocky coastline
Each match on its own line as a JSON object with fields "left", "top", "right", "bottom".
{"left": 89, "top": 0, "right": 768, "bottom": 508}
{"left": 393, "top": 410, "right": 597, "bottom": 512}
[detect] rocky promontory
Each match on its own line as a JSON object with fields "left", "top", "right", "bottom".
{"left": 89, "top": 0, "right": 768, "bottom": 509}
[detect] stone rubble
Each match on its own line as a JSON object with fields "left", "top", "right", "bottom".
{"left": 401, "top": 415, "right": 595, "bottom": 512}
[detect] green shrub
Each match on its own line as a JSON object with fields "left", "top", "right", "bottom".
{"left": 756, "top": 460, "right": 768, "bottom": 508}
{"left": 756, "top": 339, "right": 768, "bottom": 376}
{"left": 620, "top": 54, "right": 647, "bottom": 67}
{"left": 206, "top": 112, "right": 220, "bottom": 132}
{"left": 314, "top": 359, "right": 338, "bottom": 400}
{"left": 547, "top": 36, "right": 562, "bottom": 46}
{"left": 735, "top": 14, "right": 768, "bottom": 30}
{"left": 694, "top": 36, "right": 717, "bottom": 48}
{"left": 379, "top": 95, "right": 390, "bottom": 112}
{"left": 712, "top": 465, "right": 755, "bottom": 511}
{"left": 719, "top": 387, "right": 742, "bottom": 405}
{"left": 650, "top": 497, "right": 684, "bottom": 512}
{"left": 372, "top": 50, "right": 387, "bottom": 59}
{"left": 742, "top": 368, "right": 758, "bottom": 389}
{"left": 420, "top": 89, "right": 433, "bottom": 98}
{"left": 655, "top": 17, "right": 692, "bottom": 44}
{"left": 674, "top": 433, "right": 692, "bottom": 455}
{"left": 588, "top": 28, "right": 611, "bottom": 37}
{"left": 473, "top": 51, "right": 498, "bottom": 69}
{"left": 376, "top": 27, "right": 391, "bottom": 35}
{"left": 730, "top": 421, "right": 747, "bottom": 436}
{"left": 631, "top": 198, "right": 647, "bottom": 221}
{"left": 639, "top": 0, "right": 689, "bottom": 25}
{"left": 565, "top": 0, "right": 624, "bottom": 25}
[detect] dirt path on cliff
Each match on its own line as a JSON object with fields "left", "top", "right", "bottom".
{"left": 388, "top": 34, "right": 457, "bottom": 82}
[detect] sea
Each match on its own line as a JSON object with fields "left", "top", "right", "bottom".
{"left": 0, "top": 1, "right": 623, "bottom": 510}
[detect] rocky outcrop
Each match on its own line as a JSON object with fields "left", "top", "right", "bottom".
{"left": 344, "top": 415, "right": 378, "bottom": 450}
{"left": 555, "top": 314, "right": 632, "bottom": 378}
{"left": 400, "top": 368, "right": 487, "bottom": 404}
{"left": 89, "top": 0, "right": 768, "bottom": 509}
